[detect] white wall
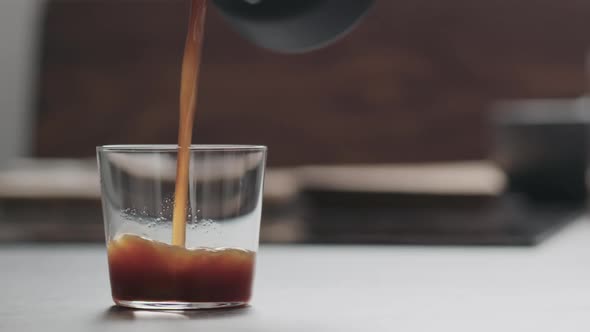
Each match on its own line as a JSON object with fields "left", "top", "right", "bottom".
{"left": 0, "top": 0, "right": 45, "bottom": 167}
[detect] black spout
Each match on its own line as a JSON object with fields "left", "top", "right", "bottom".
{"left": 213, "top": 0, "right": 375, "bottom": 53}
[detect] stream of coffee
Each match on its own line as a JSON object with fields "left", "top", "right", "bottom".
{"left": 172, "top": 0, "right": 208, "bottom": 247}
{"left": 107, "top": 0, "right": 257, "bottom": 306}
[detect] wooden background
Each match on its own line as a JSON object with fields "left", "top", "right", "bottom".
{"left": 34, "top": 0, "right": 590, "bottom": 166}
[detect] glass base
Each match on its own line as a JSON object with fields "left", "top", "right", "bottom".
{"left": 115, "top": 300, "right": 247, "bottom": 310}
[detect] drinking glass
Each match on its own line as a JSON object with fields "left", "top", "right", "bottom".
{"left": 97, "top": 145, "right": 267, "bottom": 310}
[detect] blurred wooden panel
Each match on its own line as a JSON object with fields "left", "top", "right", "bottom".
{"left": 34, "top": 0, "right": 590, "bottom": 166}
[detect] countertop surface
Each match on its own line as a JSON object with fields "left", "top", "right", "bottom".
{"left": 2, "top": 218, "right": 590, "bottom": 331}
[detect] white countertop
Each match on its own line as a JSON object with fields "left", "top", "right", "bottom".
{"left": 2, "top": 217, "right": 590, "bottom": 331}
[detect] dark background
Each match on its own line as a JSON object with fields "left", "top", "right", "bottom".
{"left": 34, "top": 0, "right": 590, "bottom": 166}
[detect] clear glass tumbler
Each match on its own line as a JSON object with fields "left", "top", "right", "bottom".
{"left": 97, "top": 145, "right": 267, "bottom": 310}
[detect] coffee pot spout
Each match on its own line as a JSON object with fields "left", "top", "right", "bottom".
{"left": 213, "top": 0, "right": 375, "bottom": 53}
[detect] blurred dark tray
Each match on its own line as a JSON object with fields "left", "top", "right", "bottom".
{"left": 0, "top": 192, "right": 584, "bottom": 246}
{"left": 0, "top": 199, "right": 104, "bottom": 243}
{"left": 302, "top": 191, "right": 585, "bottom": 246}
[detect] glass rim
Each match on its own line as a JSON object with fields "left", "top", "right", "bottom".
{"left": 97, "top": 144, "right": 267, "bottom": 153}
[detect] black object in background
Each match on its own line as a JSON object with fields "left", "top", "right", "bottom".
{"left": 213, "top": 0, "right": 375, "bottom": 53}
{"left": 493, "top": 98, "right": 590, "bottom": 203}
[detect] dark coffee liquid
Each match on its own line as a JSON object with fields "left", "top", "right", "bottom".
{"left": 108, "top": 235, "right": 255, "bottom": 303}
